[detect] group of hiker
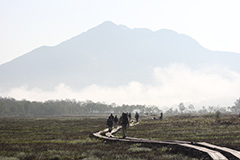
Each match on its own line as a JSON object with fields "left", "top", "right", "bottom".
{"left": 106, "top": 112, "right": 139, "bottom": 138}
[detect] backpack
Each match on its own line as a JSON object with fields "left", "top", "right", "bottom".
{"left": 114, "top": 116, "right": 118, "bottom": 123}
{"left": 107, "top": 118, "right": 113, "bottom": 126}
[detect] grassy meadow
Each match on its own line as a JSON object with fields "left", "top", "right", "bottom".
{"left": 126, "top": 115, "right": 240, "bottom": 151}
{"left": 0, "top": 114, "right": 239, "bottom": 160}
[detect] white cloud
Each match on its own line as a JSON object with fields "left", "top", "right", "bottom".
{"left": 153, "top": 64, "right": 240, "bottom": 107}
{"left": 1, "top": 64, "right": 240, "bottom": 110}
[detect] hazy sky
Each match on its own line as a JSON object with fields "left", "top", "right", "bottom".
{"left": 1, "top": 0, "right": 240, "bottom": 65}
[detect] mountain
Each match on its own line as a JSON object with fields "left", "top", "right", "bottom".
{"left": 0, "top": 21, "right": 240, "bottom": 91}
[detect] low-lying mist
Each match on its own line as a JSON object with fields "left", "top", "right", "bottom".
{"left": 1, "top": 63, "right": 240, "bottom": 110}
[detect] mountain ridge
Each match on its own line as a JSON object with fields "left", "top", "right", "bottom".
{"left": 0, "top": 21, "right": 240, "bottom": 91}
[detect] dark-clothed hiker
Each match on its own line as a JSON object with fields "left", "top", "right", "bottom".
{"left": 135, "top": 112, "right": 139, "bottom": 122}
{"left": 110, "top": 113, "right": 114, "bottom": 121}
{"left": 120, "top": 112, "right": 129, "bottom": 138}
{"left": 107, "top": 116, "right": 113, "bottom": 132}
{"left": 160, "top": 112, "right": 163, "bottom": 120}
{"left": 114, "top": 115, "right": 118, "bottom": 128}
{"left": 128, "top": 113, "right": 131, "bottom": 121}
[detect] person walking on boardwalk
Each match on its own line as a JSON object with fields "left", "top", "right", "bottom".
{"left": 128, "top": 112, "right": 131, "bottom": 121}
{"left": 107, "top": 116, "right": 113, "bottom": 132}
{"left": 120, "top": 112, "right": 129, "bottom": 138}
{"left": 160, "top": 112, "right": 163, "bottom": 120}
{"left": 135, "top": 112, "right": 139, "bottom": 122}
{"left": 113, "top": 115, "right": 118, "bottom": 128}
{"left": 110, "top": 113, "right": 114, "bottom": 121}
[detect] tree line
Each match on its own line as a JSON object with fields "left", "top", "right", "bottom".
{"left": 0, "top": 97, "right": 239, "bottom": 117}
{"left": 165, "top": 98, "right": 240, "bottom": 116}
{"left": 0, "top": 97, "right": 161, "bottom": 117}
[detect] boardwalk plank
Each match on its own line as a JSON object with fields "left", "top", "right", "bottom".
{"left": 180, "top": 144, "right": 228, "bottom": 160}
{"left": 197, "top": 142, "right": 240, "bottom": 159}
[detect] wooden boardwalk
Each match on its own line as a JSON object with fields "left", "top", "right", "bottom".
{"left": 91, "top": 122, "right": 240, "bottom": 160}
{"left": 197, "top": 142, "right": 240, "bottom": 160}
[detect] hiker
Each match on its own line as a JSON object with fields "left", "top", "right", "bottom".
{"left": 120, "top": 112, "right": 129, "bottom": 138}
{"left": 135, "top": 112, "right": 139, "bottom": 122}
{"left": 114, "top": 115, "right": 118, "bottom": 128}
{"left": 160, "top": 112, "right": 163, "bottom": 120}
{"left": 107, "top": 116, "right": 113, "bottom": 132}
{"left": 110, "top": 113, "right": 114, "bottom": 121}
{"left": 128, "top": 112, "right": 131, "bottom": 121}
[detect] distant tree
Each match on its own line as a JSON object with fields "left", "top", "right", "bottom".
{"left": 188, "top": 104, "right": 195, "bottom": 110}
{"left": 174, "top": 108, "right": 179, "bottom": 114}
{"left": 208, "top": 106, "right": 214, "bottom": 113}
{"left": 178, "top": 103, "right": 186, "bottom": 114}
{"left": 198, "top": 106, "right": 208, "bottom": 114}
{"left": 235, "top": 98, "right": 240, "bottom": 107}
{"left": 232, "top": 98, "right": 240, "bottom": 114}
{"left": 165, "top": 108, "right": 174, "bottom": 115}
{"left": 215, "top": 111, "right": 221, "bottom": 123}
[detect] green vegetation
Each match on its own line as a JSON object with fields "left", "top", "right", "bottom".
{"left": 0, "top": 115, "right": 240, "bottom": 159}
{"left": 0, "top": 115, "right": 222, "bottom": 160}
{"left": 1, "top": 97, "right": 240, "bottom": 159}
{"left": 0, "top": 96, "right": 240, "bottom": 159}
{"left": 126, "top": 115, "right": 240, "bottom": 151}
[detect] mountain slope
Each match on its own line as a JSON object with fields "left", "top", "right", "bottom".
{"left": 0, "top": 21, "right": 239, "bottom": 91}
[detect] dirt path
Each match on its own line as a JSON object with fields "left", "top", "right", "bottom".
{"left": 91, "top": 122, "right": 240, "bottom": 160}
